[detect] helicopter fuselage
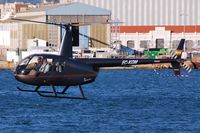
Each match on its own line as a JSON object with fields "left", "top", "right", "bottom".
{"left": 15, "top": 54, "right": 98, "bottom": 86}
{"left": 14, "top": 53, "right": 180, "bottom": 87}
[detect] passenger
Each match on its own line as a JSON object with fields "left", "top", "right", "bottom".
{"left": 39, "top": 58, "right": 50, "bottom": 73}
{"left": 55, "top": 62, "right": 62, "bottom": 72}
{"left": 49, "top": 62, "right": 56, "bottom": 71}
{"left": 50, "top": 62, "right": 62, "bottom": 72}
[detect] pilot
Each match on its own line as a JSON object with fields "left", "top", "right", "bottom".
{"left": 28, "top": 57, "right": 43, "bottom": 76}
{"left": 26, "top": 56, "right": 42, "bottom": 69}
{"left": 35, "top": 57, "right": 43, "bottom": 70}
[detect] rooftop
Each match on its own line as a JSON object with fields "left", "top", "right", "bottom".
{"left": 17, "top": 2, "right": 111, "bottom": 16}
{"left": 46, "top": 2, "right": 111, "bottom": 16}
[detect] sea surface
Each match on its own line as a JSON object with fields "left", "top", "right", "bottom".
{"left": 0, "top": 69, "right": 200, "bottom": 133}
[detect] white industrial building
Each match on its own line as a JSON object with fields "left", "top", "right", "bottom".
{"left": 60, "top": 0, "right": 200, "bottom": 26}
{"left": 60, "top": 0, "right": 200, "bottom": 51}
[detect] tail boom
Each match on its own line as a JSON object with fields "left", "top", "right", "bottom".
{"left": 76, "top": 58, "right": 178, "bottom": 68}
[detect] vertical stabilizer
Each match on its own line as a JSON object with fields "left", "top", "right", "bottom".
{"left": 58, "top": 25, "right": 72, "bottom": 58}
{"left": 171, "top": 39, "right": 185, "bottom": 59}
{"left": 176, "top": 39, "right": 185, "bottom": 51}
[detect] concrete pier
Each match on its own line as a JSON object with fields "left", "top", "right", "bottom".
{"left": 0, "top": 61, "right": 15, "bottom": 70}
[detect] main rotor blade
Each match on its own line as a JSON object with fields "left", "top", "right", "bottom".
{"left": 11, "top": 18, "right": 65, "bottom": 26}
{"left": 11, "top": 18, "right": 80, "bottom": 27}
{"left": 11, "top": 18, "right": 118, "bottom": 27}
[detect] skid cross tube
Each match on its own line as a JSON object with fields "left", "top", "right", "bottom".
{"left": 79, "top": 85, "right": 85, "bottom": 99}
{"left": 61, "top": 86, "right": 69, "bottom": 94}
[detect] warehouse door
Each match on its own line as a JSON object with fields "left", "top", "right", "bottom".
{"left": 156, "top": 39, "right": 164, "bottom": 48}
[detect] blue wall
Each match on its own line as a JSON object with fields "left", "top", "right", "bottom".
{"left": 61, "top": 26, "right": 89, "bottom": 49}
{"left": 79, "top": 26, "right": 89, "bottom": 49}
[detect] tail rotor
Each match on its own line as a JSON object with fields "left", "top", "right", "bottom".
{"left": 170, "top": 39, "right": 192, "bottom": 76}
{"left": 153, "top": 39, "right": 192, "bottom": 77}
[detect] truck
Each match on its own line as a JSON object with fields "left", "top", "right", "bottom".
{"left": 144, "top": 48, "right": 169, "bottom": 59}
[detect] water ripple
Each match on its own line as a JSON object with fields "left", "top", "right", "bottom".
{"left": 0, "top": 70, "right": 200, "bottom": 132}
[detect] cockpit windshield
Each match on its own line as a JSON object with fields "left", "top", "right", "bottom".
{"left": 18, "top": 56, "right": 31, "bottom": 67}
{"left": 17, "top": 55, "right": 65, "bottom": 76}
{"left": 26, "top": 56, "right": 43, "bottom": 69}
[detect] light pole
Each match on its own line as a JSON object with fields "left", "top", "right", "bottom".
{"left": 195, "top": 13, "right": 198, "bottom": 49}
{"left": 180, "top": 12, "right": 188, "bottom": 51}
{"left": 180, "top": 13, "right": 187, "bottom": 37}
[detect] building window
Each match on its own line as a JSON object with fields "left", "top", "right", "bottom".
{"left": 172, "top": 40, "right": 180, "bottom": 49}
{"left": 140, "top": 40, "right": 149, "bottom": 48}
{"left": 185, "top": 40, "right": 194, "bottom": 50}
{"left": 156, "top": 39, "right": 164, "bottom": 48}
{"left": 127, "top": 40, "right": 135, "bottom": 48}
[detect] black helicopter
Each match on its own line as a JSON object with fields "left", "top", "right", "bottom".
{"left": 14, "top": 19, "right": 187, "bottom": 99}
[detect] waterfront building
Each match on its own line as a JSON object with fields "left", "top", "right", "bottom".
{"left": 0, "top": 2, "right": 36, "bottom": 60}
{"left": 0, "top": 2, "right": 110, "bottom": 62}
{"left": 59, "top": 0, "right": 200, "bottom": 52}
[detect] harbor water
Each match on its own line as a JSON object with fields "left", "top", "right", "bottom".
{"left": 0, "top": 69, "right": 200, "bottom": 132}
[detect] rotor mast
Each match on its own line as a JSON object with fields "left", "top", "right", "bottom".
{"left": 58, "top": 25, "right": 73, "bottom": 58}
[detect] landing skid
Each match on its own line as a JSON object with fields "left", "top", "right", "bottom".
{"left": 17, "top": 85, "right": 86, "bottom": 100}
{"left": 17, "top": 86, "right": 67, "bottom": 94}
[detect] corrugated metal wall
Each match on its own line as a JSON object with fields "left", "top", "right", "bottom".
{"left": 90, "top": 24, "right": 109, "bottom": 48}
{"left": 0, "top": 23, "right": 18, "bottom": 50}
{"left": 71, "top": 0, "right": 200, "bottom": 26}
